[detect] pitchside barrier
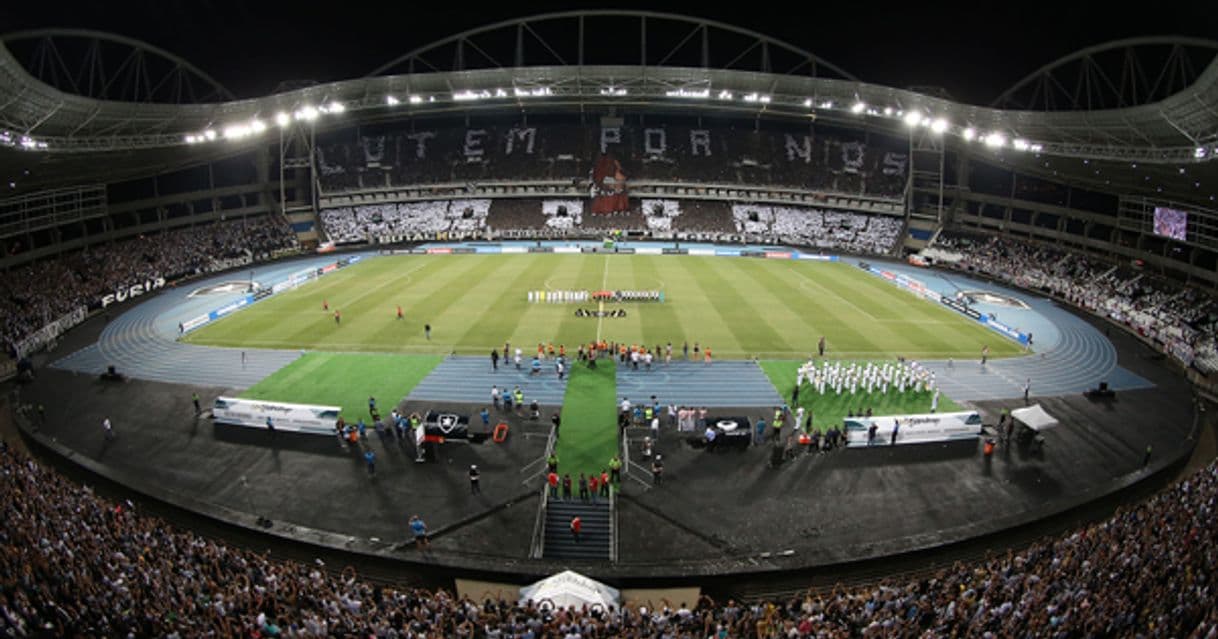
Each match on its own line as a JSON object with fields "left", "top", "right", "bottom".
{"left": 180, "top": 256, "right": 360, "bottom": 334}
{"left": 843, "top": 410, "right": 983, "bottom": 447}
{"left": 379, "top": 243, "right": 840, "bottom": 261}
{"left": 212, "top": 397, "right": 341, "bottom": 435}
{"left": 862, "top": 264, "right": 1031, "bottom": 346}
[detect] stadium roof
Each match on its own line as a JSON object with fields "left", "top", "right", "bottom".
{"left": 1, "top": 10, "right": 1217, "bottom": 204}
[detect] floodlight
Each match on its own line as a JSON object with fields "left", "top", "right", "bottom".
{"left": 903, "top": 111, "right": 923, "bottom": 127}
{"left": 204, "top": 129, "right": 217, "bottom": 141}
{"left": 718, "top": 90, "right": 733, "bottom": 100}
{"left": 295, "top": 106, "right": 319, "bottom": 121}
{"left": 386, "top": 95, "right": 400, "bottom": 105}
{"left": 983, "top": 132, "right": 1006, "bottom": 148}
{"left": 275, "top": 112, "right": 291, "bottom": 127}
{"left": 1029, "top": 144, "right": 1043, "bottom": 152}
{"left": 962, "top": 127, "right": 976, "bottom": 141}
{"left": 249, "top": 119, "right": 266, "bottom": 133}
{"left": 1195, "top": 146, "right": 1207, "bottom": 159}
{"left": 409, "top": 95, "right": 424, "bottom": 103}
{"left": 930, "top": 118, "right": 948, "bottom": 133}
{"left": 327, "top": 101, "right": 345, "bottom": 113}
{"left": 850, "top": 101, "right": 866, "bottom": 114}
{"left": 883, "top": 107, "right": 894, "bottom": 116}
{"left": 1012, "top": 138, "right": 1029, "bottom": 151}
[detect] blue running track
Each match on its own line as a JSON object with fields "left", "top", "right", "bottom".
{"left": 406, "top": 356, "right": 569, "bottom": 405}
{"left": 50, "top": 248, "right": 1151, "bottom": 404}
{"left": 52, "top": 255, "right": 369, "bottom": 389}
{"left": 616, "top": 359, "right": 784, "bottom": 407}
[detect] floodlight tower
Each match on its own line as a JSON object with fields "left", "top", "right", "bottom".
{"left": 902, "top": 109, "right": 948, "bottom": 252}
{"left": 276, "top": 109, "right": 319, "bottom": 228}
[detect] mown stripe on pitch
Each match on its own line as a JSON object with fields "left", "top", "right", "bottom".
{"left": 197, "top": 256, "right": 444, "bottom": 348}
{"left": 459, "top": 254, "right": 568, "bottom": 351}
{"left": 550, "top": 254, "right": 611, "bottom": 349}
{"left": 349, "top": 255, "right": 494, "bottom": 350}
{"left": 355, "top": 257, "right": 494, "bottom": 349}
{"left": 624, "top": 255, "right": 686, "bottom": 351}
{"left": 589, "top": 255, "right": 646, "bottom": 347}
{"left": 692, "top": 257, "right": 795, "bottom": 354}
{"left": 773, "top": 261, "right": 882, "bottom": 355}
{"left": 817, "top": 263, "right": 1021, "bottom": 356}
{"left": 662, "top": 257, "right": 744, "bottom": 354}
{"left": 807, "top": 266, "right": 964, "bottom": 354}
{"left": 271, "top": 256, "right": 477, "bottom": 350}
{"left": 730, "top": 258, "right": 841, "bottom": 353}
{"left": 402, "top": 255, "right": 537, "bottom": 351}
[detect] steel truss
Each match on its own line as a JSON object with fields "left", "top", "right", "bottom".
{"left": 0, "top": 17, "right": 1214, "bottom": 168}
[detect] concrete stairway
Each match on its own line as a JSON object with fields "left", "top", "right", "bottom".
{"left": 543, "top": 499, "right": 612, "bottom": 561}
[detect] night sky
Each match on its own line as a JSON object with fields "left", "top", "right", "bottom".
{"left": 3, "top": 1, "right": 1217, "bottom": 105}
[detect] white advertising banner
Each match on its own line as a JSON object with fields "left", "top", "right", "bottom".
{"left": 843, "top": 410, "right": 982, "bottom": 447}
{"left": 181, "top": 314, "right": 211, "bottom": 332}
{"left": 212, "top": 397, "right": 341, "bottom": 435}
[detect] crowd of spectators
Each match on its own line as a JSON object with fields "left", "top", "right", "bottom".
{"left": 2, "top": 436, "right": 1215, "bottom": 636}
{"left": 0, "top": 216, "right": 296, "bottom": 355}
{"left": 321, "top": 201, "right": 492, "bottom": 244}
{"left": 315, "top": 123, "right": 909, "bottom": 199}
{"left": 325, "top": 197, "right": 902, "bottom": 255}
{"left": 640, "top": 200, "right": 681, "bottom": 232}
{"left": 670, "top": 201, "right": 734, "bottom": 234}
{"left": 541, "top": 200, "right": 584, "bottom": 232}
{"left": 945, "top": 233, "right": 1218, "bottom": 373}
{"left": 734, "top": 205, "right": 902, "bottom": 255}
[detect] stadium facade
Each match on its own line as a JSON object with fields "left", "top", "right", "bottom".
{"left": 1, "top": 12, "right": 1217, "bottom": 288}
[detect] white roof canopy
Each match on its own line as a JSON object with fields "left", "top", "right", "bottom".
{"left": 1011, "top": 404, "right": 1059, "bottom": 432}
{"left": 519, "top": 570, "right": 620, "bottom": 611}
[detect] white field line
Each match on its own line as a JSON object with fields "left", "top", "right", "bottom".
{"left": 596, "top": 255, "right": 610, "bottom": 341}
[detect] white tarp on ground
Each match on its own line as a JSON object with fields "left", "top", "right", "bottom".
{"left": 519, "top": 570, "right": 620, "bottom": 611}
{"left": 1011, "top": 404, "right": 1059, "bottom": 432}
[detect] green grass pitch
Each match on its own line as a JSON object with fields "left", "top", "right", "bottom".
{"left": 185, "top": 254, "right": 1024, "bottom": 361}
{"left": 240, "top": 352, "right": 442, "bottom": 421}
{"left": 759, "top": 360, "right": 963, "bottom": 433}
{"left": 553, "top": 359, "right": 620, "bottom": 481}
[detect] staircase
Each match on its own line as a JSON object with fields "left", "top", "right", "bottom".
{"left": 542, "top": 498, "right": 613, "bottom": 561}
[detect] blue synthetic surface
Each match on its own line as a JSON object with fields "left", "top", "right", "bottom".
{"left": 52, "top": 254, "right": 372, "bottom": 389}
{"left": 406, "top": 355, "right": 569, "bottom": 406}
{"left": 865, "top": 260, "right": 1152, "bottom": 401}
{"left": 616, "top": 359, "right": 785, "bottom": 407}
{"left": 50, "top": 247, "right": 1152, "bottom": 403}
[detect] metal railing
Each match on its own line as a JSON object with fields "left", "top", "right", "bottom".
{"left": 528, "top": 483, "right": 549, "bottom": 559}
{"left": 528, "top": 423, "right": 559, "bottom": 559}
{"left": 609, "top": 486, "right": 618, "bottom": 563}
